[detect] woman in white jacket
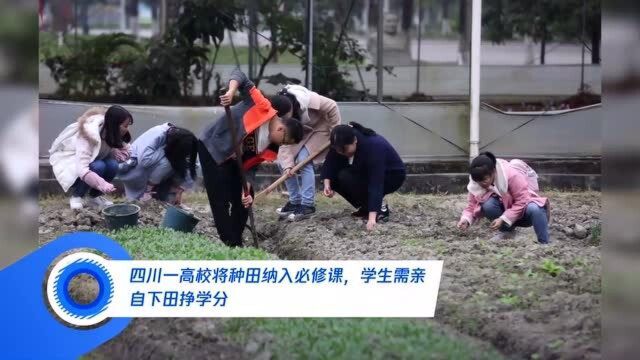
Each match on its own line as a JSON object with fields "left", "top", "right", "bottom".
{"left": 49, "top": 105, "right": 133, "bottom": 209}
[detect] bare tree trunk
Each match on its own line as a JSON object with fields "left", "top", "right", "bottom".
{"left": 524, "top": 35, "right": 535, "bottom": 65}
{"left": 591, "top": 27, "right": 600, "bottom": 64}
{"left": 362, "top": 0, "right": 370, "bottom": 34}
{"left": 457, "top": 0, "right": 471, "bottom": 65}
{"left": 441, "top": 0, "right": 451, "bottom": 35}
{"left": 401, "top": 0, "right": 413, "bottom": 50}
{"left": 80, "top": 1, "right": 89, "bottom": 35}
{"left": 539, "top": 28, "right": 546, "bottom": 65}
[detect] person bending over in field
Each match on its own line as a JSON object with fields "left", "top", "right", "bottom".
{"left": 457, "top": 152, "right": 551, "bottom": 244}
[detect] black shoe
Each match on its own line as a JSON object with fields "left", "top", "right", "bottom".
{"left": 351, "top": 208, "right": 368, "bottom": 218}
{"left": 376, "top": 203, "right": 390, "bottom": 222}
{"left": 276, "top": 202, "right": 299, "bottom": 218}
{"left": 288, "top": 205, "right": 316, "bottom": 222}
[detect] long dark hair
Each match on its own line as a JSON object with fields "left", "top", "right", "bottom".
{"left": 101, "top": 105, "right": 133, "bottom": 148}
{"left": 469, "top": 152, "right": 497, "bottom": 182}
{"left": 165, "top": 126, "right": 198, "bottom": 181}
{"left": 277, "top": 88, "right": 302, "bottom": 120}
{"left": 330, "top": 122, "right": 376, "bottom": 152}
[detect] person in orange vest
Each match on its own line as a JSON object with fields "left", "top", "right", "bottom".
{"left": 198, "top": 69, "right": 303, "bottom": 247}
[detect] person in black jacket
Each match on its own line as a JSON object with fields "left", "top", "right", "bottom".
{"left": 321, "top": 122, "right": 406, "bottom": 231}
{"left": 199, "top": 69, "right": 303, "bottom": 247}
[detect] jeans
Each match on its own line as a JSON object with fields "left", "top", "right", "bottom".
{"left": 72, "top": 157, "right": 119, "bottom": 198}
{"left": 481, "top": 195, "right": 549, "bottom": 244}
{"left": 280, "top": 146, "right": 315, "bottom": 206}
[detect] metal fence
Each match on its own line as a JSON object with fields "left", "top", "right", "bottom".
{"left": 39, "top": 0, "right": 601, "bottom": 102}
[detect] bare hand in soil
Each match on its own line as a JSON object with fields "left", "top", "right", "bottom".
{"left": 490, "top": 218, "right": 504, "bottom": 231}
{"left": 172, "top": 187, "right": 184, "bottom": 205}
{"left": 457, "top": 219, "right": 469, "bottom": 230}
{"left": 100, "top": 183, "right": 116, "bottom": 193}
{"left": 366, "top": 219, "right": 377, "bottom": 231}
{"left": 323, "top": 187, "right": 334, "bottom": 198}
{"left": 242, "top": 193, "right": 253, "bottom": 208}
{"left": 140, "top": 191, "right": 156, "bottom": 202}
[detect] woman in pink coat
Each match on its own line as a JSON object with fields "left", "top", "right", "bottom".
{"left": 457, "top": 152, "right": 551, "bottom": 244}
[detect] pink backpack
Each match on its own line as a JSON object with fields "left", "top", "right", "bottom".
{"left": 509, "top": 159, "right": 539, "bottom": 193}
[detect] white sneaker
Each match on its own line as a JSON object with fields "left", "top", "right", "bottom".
{"left": 87, "top": 196, "right": 113, "bottom": 209}
{"left": 69, "top": 196, "right": 84, "bottom": 210}
{"left": 490, "top": 229, "right": 517, "bottom": 241}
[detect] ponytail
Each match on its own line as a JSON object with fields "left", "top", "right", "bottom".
{"left": 330, "top": 122, "right": 376, "bottom": 153}
{"left": 277, "top": 88, "right": 302, "bottom": 120}
{"left": 349, "top": 122, "right": 376, "bottom": 136}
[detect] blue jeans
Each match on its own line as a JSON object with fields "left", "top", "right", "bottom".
{"left": 280, "top": 146, "right": 315, "bottom": 207}
{"left": 72, "top": 158, "right": 119, "bottom": 197}
{"left": 481, "top": 195, "right": 549, "bottom": 244}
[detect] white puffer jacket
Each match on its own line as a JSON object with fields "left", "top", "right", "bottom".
{"left": 49, "top": 107, "right": 107, "bottom": 192}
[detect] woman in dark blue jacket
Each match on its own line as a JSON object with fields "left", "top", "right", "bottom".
{"left": 321, "top": 122, "right": 406, "bottom": 231}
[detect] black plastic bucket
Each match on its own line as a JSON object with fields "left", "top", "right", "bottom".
{"left": 102, "top": 204, "right": 140, "bottom": 231}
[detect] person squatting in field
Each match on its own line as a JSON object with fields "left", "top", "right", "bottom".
{"left": 119, "top": 124, "right": 198, "bottom": 209}
{"left": 457, "top": 151, "right": 551, "bottom": 244}
{"left": 270, "top": 84, "right": 342, "bottom": 222}
{"left": 321, "top": 122, "right": 407, "bottom": 231}
{"left": 198, "top": 68, "right": 304, "bottom": 247}
{"left": 49, "top": 105, "right": 133, "bottom": 210}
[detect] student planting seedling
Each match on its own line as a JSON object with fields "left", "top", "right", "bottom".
{"left": 457, "top": 152, "right": 551, "bottom": 244}
{"left": 119, "top": 124, "right": 198, "bottom": 208}
{"left": 321, "top": 122, "right": 406, "bottom": 231}
{"left": 198, "top": 69, "right": 304, "bottom": 247}
{"left": 49, "top": 105, "right": 133, "bottom": 210}
{"left": 270, "top": 84, "right": 342, "bottom": 221}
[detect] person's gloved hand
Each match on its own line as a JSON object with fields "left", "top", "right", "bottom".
{"left": 82, "top": 171, "right": 116, "bottom": 193}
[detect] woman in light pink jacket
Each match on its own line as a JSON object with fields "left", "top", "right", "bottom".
{"left": 457, "top": 152, "right": 551, "bottom": 244}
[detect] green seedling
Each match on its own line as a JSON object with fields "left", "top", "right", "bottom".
{"left": 540, "top": 259, "right": 565, "bottom": 277}
{"left": 590, "top": 223, "right": 601, "bottom": 245}
{"left": 499, "top": 294, "right": 521, "bottom": 306}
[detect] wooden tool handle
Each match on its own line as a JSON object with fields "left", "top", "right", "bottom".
{"left": 254, "top": 142, "right": 331, "bottom": 202}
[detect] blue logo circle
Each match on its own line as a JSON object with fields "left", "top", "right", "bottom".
{"left": 53, "top": 258, "right": 113, "bottom": 320}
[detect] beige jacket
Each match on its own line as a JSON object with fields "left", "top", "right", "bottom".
{"left": 49, "top": 107, "right": 108, "bottom": 192}
{"left": 277, "top": 88, "right": 341, "bottom": 169}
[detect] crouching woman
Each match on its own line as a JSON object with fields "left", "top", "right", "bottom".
{"left": 119, "top": 124, "right": 198, "bottom": 207}
{"left": 321, "top": 122, "right": 406, "bottom": 231}
{"left": 457, "top": 152, "right": 551, "bottom": 244}
{"left": 49, "top": 105, "right": 133, "bottom": 209}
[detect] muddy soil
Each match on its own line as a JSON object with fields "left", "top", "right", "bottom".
{"left": 257, "top": 192, "right": 601, "bottom": 360}
{"left": 39, "top": 191, "right": 601, "bottom": 359}
{"left": 38, "top": 199, "right": 220, "bottom": 245}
